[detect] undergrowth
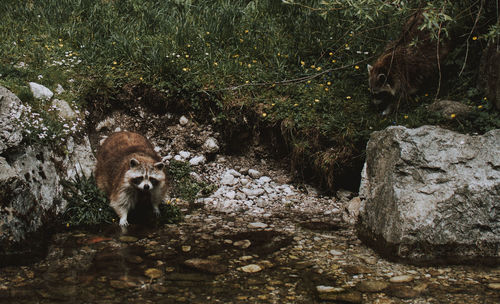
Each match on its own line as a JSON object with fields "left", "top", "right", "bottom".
{"left": 167, "top": 160, "right": 217, "bottom": 204}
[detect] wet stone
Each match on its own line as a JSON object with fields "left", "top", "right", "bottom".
{"left": 316, "top": 286, "right": 362, "bottom": 303}
{"left": 126, "top": 255, "right": 144, "bottom": 264}
{"left": 119, "top": 236, "right": 138, "bottom": 243}
{"left": 240, "top": 264, "right": 263, "bottom": 273}
{"left": 145, "top": 268, "right": 163, "bottom": 279}
{"left": 356, "top": 280, "right": 389, "bottom": 293}
{"left": 184, "top": 258, "right": 228, "bottom": 274}
{"left": 487, "top": 283, "right": 500, "bottom": 290}
{"left": 389, "top": 275, "right": 414, "bottom": 283}
{"left": 234, "top": 239, "right": 251, "bottom": 249}
{"left": 248, "top": 222, "right": 268, "bottom": 229}
{"left": 343, "top": 264, "right": 371, "bottom": 275}
{"left": 387, "top": 285, "right": 421, "bottom": 299}
{"left": 110, "top": 280, "right": 129, "bottom": 289}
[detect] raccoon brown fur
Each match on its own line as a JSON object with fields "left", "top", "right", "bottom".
{"left": 367, "top": 10, "right": 451, "bottom": 114}
{"left": 95, "top": 131, "right": 167, "bottom": 228}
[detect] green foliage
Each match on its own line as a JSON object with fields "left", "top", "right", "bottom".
{"left": 62, "top": 173, "right": 116, "bottom": 227}
{"left": 1, "top": 0, "right": 498, "bottom": 189}
{"left": 167, "top": 160, "right": 215, "bottom": 203}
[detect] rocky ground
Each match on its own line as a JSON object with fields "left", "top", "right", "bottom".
{"left": 1, "top": 107, "right": 500, "bottom": 303}
{"left": 1, "top": 151, "right": 500, "bottom": 303}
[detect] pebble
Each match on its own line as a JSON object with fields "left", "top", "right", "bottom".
{"left": 202, "top": 137, "right": 219, "bottom": 153}
{"left": 221, "top": 173, "right": 238, "bottom": 185}
{"left": 240, "top": 264, "right": 263, "bottom": 273}
{"left": 189, "top": 155, "right": 206, "bottom": 166}
{"left": 119, "top": 236, "right": 138, "bottom": 243}
{"left": 144, "top": 268, "right": 163, "bottom": 279}
{"left": 389, "top": 275, "right": 414, "bottom": 283}
{"left": 184, "top": 258, "right": 227, "bottom": 274}
{"left": 356, "top": 280, "right": 389, "bottom": 293}
{"left": 179, "top": 151, "right": 191, "bottom": 159}
{"left": 182, "top": 245, "right": 192, "bottom": 252}
{"left": 225, "top": 190, "right": 236, "bottom": 199}
{"left": 233, "top": 239, "right": 251, "bottom": 249}
{"left": 242, "top": 188, "right": 264, "bottom": 197}
{"left": 248, "top": 169, "right": 262, "bottom": 179}
{"left": 179, "top": 116, "right": 189, "bottom": 126}
{"left": 110, "top": 280, "right": 129, "bottom": 289}
{"left": 256, "top": 176, "right": 271, "bottom": 184}
{"left": 248, "top": 222, "right": 268, "bottom": 229}
{"left": 29, "top": 82, "right": 53, "bottom": 100}
{"left": 330, "top": 249, "right": 343, "bottom": 256}
{"left": 487, "top": 283, "right": 500, "bottom": 290}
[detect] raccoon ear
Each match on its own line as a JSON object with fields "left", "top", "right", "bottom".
{"left": 367, "top": 64, "right": 373, "bottom": 74}
{"left": 154, "top": 162, "right": 164, "bottom": 171}
{"left": 130, "top": 158, "right": 140, "bottom": 168}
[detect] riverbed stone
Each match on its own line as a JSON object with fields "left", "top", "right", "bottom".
{"left": 184, "top": 258, "right": 228, "bottom": 274}
{"left": 358, "top": 126, "right": 500, "bottom": 264}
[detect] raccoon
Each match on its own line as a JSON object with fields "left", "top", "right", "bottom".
{"left": 367, "top": 10, "right": 451, "bottom": 114}
{"left": 95, "top": 131, "right": 167, "bottom": 228}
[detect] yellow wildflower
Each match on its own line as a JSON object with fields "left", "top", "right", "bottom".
{"left": 244, "top": 29, "right": 249, "bottom": 33}
{"left": 478, "top": 105, "right": 483, "bottom": 109}
{"left": 324, "top": 87, "right": 329, "bottom": 92}
{"left": 314, "top": 99, "right": 320, "bottom": 103}
{"left": 346, "top": 96, "right": 352, "bottom": 100}
{"left": 472, "top": 36, "right": 478, "bottom": 41}
{"left": 300, "top": 61, "right": 305, "bottom": 66}
{"left": 294, "top": 103, "right": 299, "bottom": 107}
{"left": 450, "top": 113, "right": 456, "bottom": 119}
{"left": 262, "top": 113, "right": 267, "bottom": 117}
{"left": 332, "top": 59, "right": 336, "bottom": 63}
{"left": 327, "top": 81, "right": 331, "bottom": 86}
{"left": 316, "top": 67, "right": 322, "bottom": 71}
{"left": 329, "top": 52, "right": 333, "bottom": 56}
{"left": 310, "top": 65, "right": 316, "bottom": 69}
{"left": 354, "top": 65, "right": 360, "bottom": 70}
{"left": 404, "top": 115, "right": 408, "bottom": 119}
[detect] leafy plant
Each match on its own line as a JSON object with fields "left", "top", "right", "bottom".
{"left": 62, "top": 171, "right": 183, "bottom": 228}
{"left": 62, "top": 173, "right": 115, "bottom": 227}
{"left": 167, "top": 160, "right": 215, "bottom": 203}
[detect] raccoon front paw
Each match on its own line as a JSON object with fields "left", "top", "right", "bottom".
{"left": 153, "top": 206, "right": 161, "bottom": 217}
{"left": 119, "top": 217, "right": 129, "bottom": 227}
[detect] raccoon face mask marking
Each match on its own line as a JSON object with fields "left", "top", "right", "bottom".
{"left": 367, "top": 64, "right": 395, "bottom": 96}
{"left": 126, "top": 159, "right": 166, "bottom": 192}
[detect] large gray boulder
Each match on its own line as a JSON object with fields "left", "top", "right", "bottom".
{"left": 0, "top": 86, "right": 24, "bottom": 153}
{"left": 358, "top": 125, "right": 500, "bottom": 264}
{"left": 0, "top": 86, "right": 95, "bottom": 258}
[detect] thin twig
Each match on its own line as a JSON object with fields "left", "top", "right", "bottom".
{"left": 459, "top": 0, "right": 484, "bottom": 76}
{"left": 200, "top": 57, "right": 375, "bottom": 93}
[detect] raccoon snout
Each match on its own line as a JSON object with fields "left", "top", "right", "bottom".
{"left": 143, "top": 184, "right": 150, "bottom": 190}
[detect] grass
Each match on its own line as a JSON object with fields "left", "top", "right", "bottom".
{"left": 1, "top": 0, "right": 499, "bottom": 190}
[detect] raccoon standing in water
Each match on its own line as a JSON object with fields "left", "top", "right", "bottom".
{"left": 367, "top": 10, "right": 451, "bottom": 114}
{"left": 95, "top": 131, "right": 167, "bottom": 229}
